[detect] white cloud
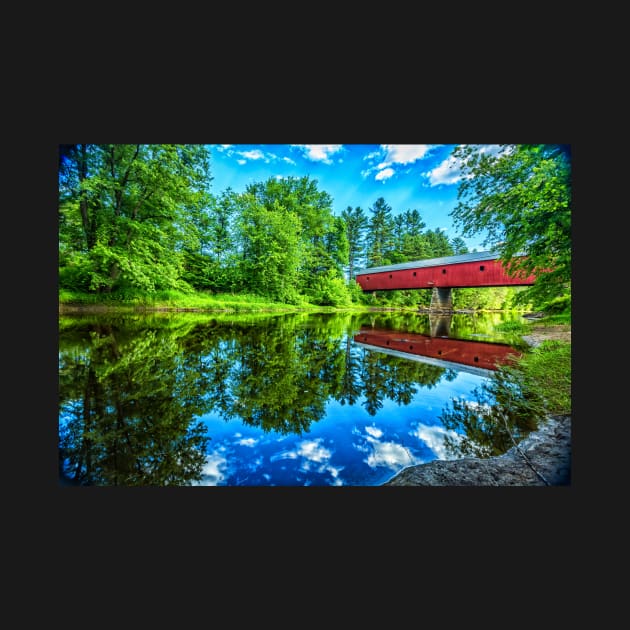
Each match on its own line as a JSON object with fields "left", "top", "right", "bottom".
{"left": 291, "top": 144, "right": 344, "bottom": 164}
{"left": 354, "top": 426, "right": 416, "bottom": 470}
{"left": 270, "top": 450, "right": 298, "bottom": 462}
{"left": 411, "top": 422, "right": 462, "bottom": 460}
{"left": 269, "top": 438, "right": 342, "bottom": 484}
{"left": 237, "top": 437, "right": 258, "bottom": 447}
{"left": 425, "top": 144, "right": 508, "bottom": 187}
{"left": 364, "top": 425, "right": 383, "bottom": 439}
{"left": 363, "top": 144, "right": 439, "bottom": 183}
{"left": 380, "top": 144, "right": 435, "bottom": 165}
{"left": 363, "top": 150, "right": 381, "bottom": 161}
{"left": 296, "top": 439, "right": 332, "bottom": 463}
{"left": 425, "top": 154, "right": 465, "bottom": 186}
{"left": 365, "top": 439, "right": 415, "bottom": 469}
{"left": 238, "top": 149, "right": 266, "bottom": 161}
{"left": 375, "top": 167, "right": 395, "bottom": 182}
{"left": 192, "top": 450, "right": 229, "bottom": 486}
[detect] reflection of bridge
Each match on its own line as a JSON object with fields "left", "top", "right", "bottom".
{"left": 354, "top": 251, "right": 536, "bottom": 310}
{"left": 353, "top": 327, "right": 522, "bottom": 376}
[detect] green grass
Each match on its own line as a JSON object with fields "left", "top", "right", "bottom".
{"left": 494, "top": 319, "right": 531, "bottom": 334}
{"left": 59, "top": 289, "right": 371, "bottom": 314}
{"left": 516, "top": 340, "right": 572, "bottom": 415}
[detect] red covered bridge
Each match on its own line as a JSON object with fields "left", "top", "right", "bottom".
{"left": 354, "top": 251, "right": 536, "bottom": 310}
{"left": 353, "top": 327, "right": 522, "bottom": 375}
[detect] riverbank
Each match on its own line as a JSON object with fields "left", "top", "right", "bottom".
{"left": 383, "top": 414, "right": 571, "bottom": 486}
{"left": 382, "top": 324, "right": 572, "bottom": 486}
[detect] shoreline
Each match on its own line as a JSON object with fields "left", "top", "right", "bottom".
{"left": 382, "top": 326, "right": 571, "bottom": 486}
{"left": 382, "top": 414, "right": 571, "bottom": 486}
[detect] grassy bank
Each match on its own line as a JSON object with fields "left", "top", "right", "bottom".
{"left": 58, "top": 289, "right": 371, "bottom": 314}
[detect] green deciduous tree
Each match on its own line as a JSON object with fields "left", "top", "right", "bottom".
{"left": 236, "top": 194, "right": 303, "bottom": 303}
{"left": 59, "top": 144, "right": 213, "bottom": 294}
{"left": 450, "top": 144, "right": 571, "bottom": 307}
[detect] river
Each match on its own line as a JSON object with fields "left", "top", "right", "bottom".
{"left": 58, "top": 310, "right": 529, "bottom": 486}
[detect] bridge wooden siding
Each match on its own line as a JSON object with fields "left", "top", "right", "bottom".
{"left": 353, "top": 327, "right": 522, "bottom": 372}
{"left": 354, "top": 251, "right": 536, "bottom": 292}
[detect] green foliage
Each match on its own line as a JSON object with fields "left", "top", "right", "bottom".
{"left": 59, "top": 144, "right": 212, "bottom": 295}
{"left": 62, "top": 144, "right": 569, "bottom": 310}
{"left": 450, "top": 144, "right": 571, "bottom": 305}
{"left": 516, "top": 340, "right": 572, "bottom": 414}
{"left": 341, "top": 206, "right": 368, "bottom": 279}
{"left": 237, "top": 196, "right": 303, "bottom": 302}
{"left": 366, "top": 197, "right": 396, "bottom": 267}
{"left": 439, "top": 337, "right": 571, "bottom": 458}
{"left": 307, "top": 269, "right": 352, "bottom": 306}
{"left": 540, "top": 292, "right": 572, "bottom": 316}
{"left": 347, "top": 279, "right": 367, "bottom": 303}
{"left": 493, "top": 319, "right": 530, "bottom": 334}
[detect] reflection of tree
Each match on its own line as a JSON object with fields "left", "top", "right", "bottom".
{"left": 360, "top": 349, "right": 386, "bottom": 415}
{"left": 337, "top": 336, "right": 363, "bottom": 406}
{"left": 439, "top": 365, "right": 544, "bottom": 459}
{"left": 230, "top": 338, "right": 325, "bottom": 434}
{"left": 357, "top": 345, "right": 449, "bottom": 416}
{"left": 59, "top": 322, "right": 211, "bottom": 485}
{"left": 59, "top": 310, "right": 522, "bottom": 486}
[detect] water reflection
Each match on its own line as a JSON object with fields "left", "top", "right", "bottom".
{"left": 353, "top": 326, "right": 522, "bottom": 376}
{"left": 58, "top": 311, "right": 526, "bottom": 486}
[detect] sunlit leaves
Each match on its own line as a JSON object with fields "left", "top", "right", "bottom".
{"left": 450, "top": 144, "right": 571, "bottom": 307}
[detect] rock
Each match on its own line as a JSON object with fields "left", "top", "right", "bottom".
{"left": 382, "top": 415, "right": 571, "bottom": 486}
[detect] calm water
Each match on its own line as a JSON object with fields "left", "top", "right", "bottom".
{"left": 58, "top": 310, "right": 528, "bottom": 486}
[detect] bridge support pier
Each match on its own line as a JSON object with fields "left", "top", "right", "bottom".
{"left": 429, "top": 314, "right": 452, "bottom": 337}
{"left": 430, "top": 287, "right": 453, "bottom": 311}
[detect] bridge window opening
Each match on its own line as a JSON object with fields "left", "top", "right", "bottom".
{"left": 386, "top": 340, "right": 390, "bottom": 345}
{"left": 437, "top": 350, "right": 442, "bottom": 355}
{"left": 366, "top": 276, "right": 369, "bottom": 280}
{"left": 474, "top": 356, "right": 479, "bottom": 362}
{"left": 409, "top": 345, "right": 414, "bottom": 350}
{"left": 413, "top": 271, "right": 417, "bottom": 276}
{"left": 389, "top": 274, "right": 393, "bottom": 278}
{"left": 480, "top": 265, "right": 485, "bottom": 271}
{"left": 442, "top": 269, "right": 447, "bottom": 274}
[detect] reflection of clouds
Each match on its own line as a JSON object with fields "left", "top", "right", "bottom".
{"left": 297, "top": 439, "right": 332, "bottom": 463}
{"left": 192, "top": 448, "right": 229, "bottom": 486}
{"left": 270, "top": 438, "right": 343, "bottom": 484}
{"left": 455, "top": 397, "right": 492, "bottom": 414}
{"left": 354, "top": 425, "right": 415, "bottom": 470}
{"left": 364, "top": 425, "right": 383, "bottom": 439}
{"left": 192, "top": 436, "right": 263, "bottom": 485}
{"left": 237, "top": 437, "right": 258, "bottom": 447}
{"left": 271, "top": 438, "right": 332, "bottom": 463}
{"left": 365, "top": 440, "right": 414, "bottom": 469}
{"left": 411, "top": 422, "right": 462, "bottom": 460}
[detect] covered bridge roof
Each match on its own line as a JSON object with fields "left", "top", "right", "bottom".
{"left": 355, "top": 251, "right": 504, "bottom": 276}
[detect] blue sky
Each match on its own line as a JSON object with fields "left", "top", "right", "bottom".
{"left": 207, "top": 144, "right": 497, "bottom": 252}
